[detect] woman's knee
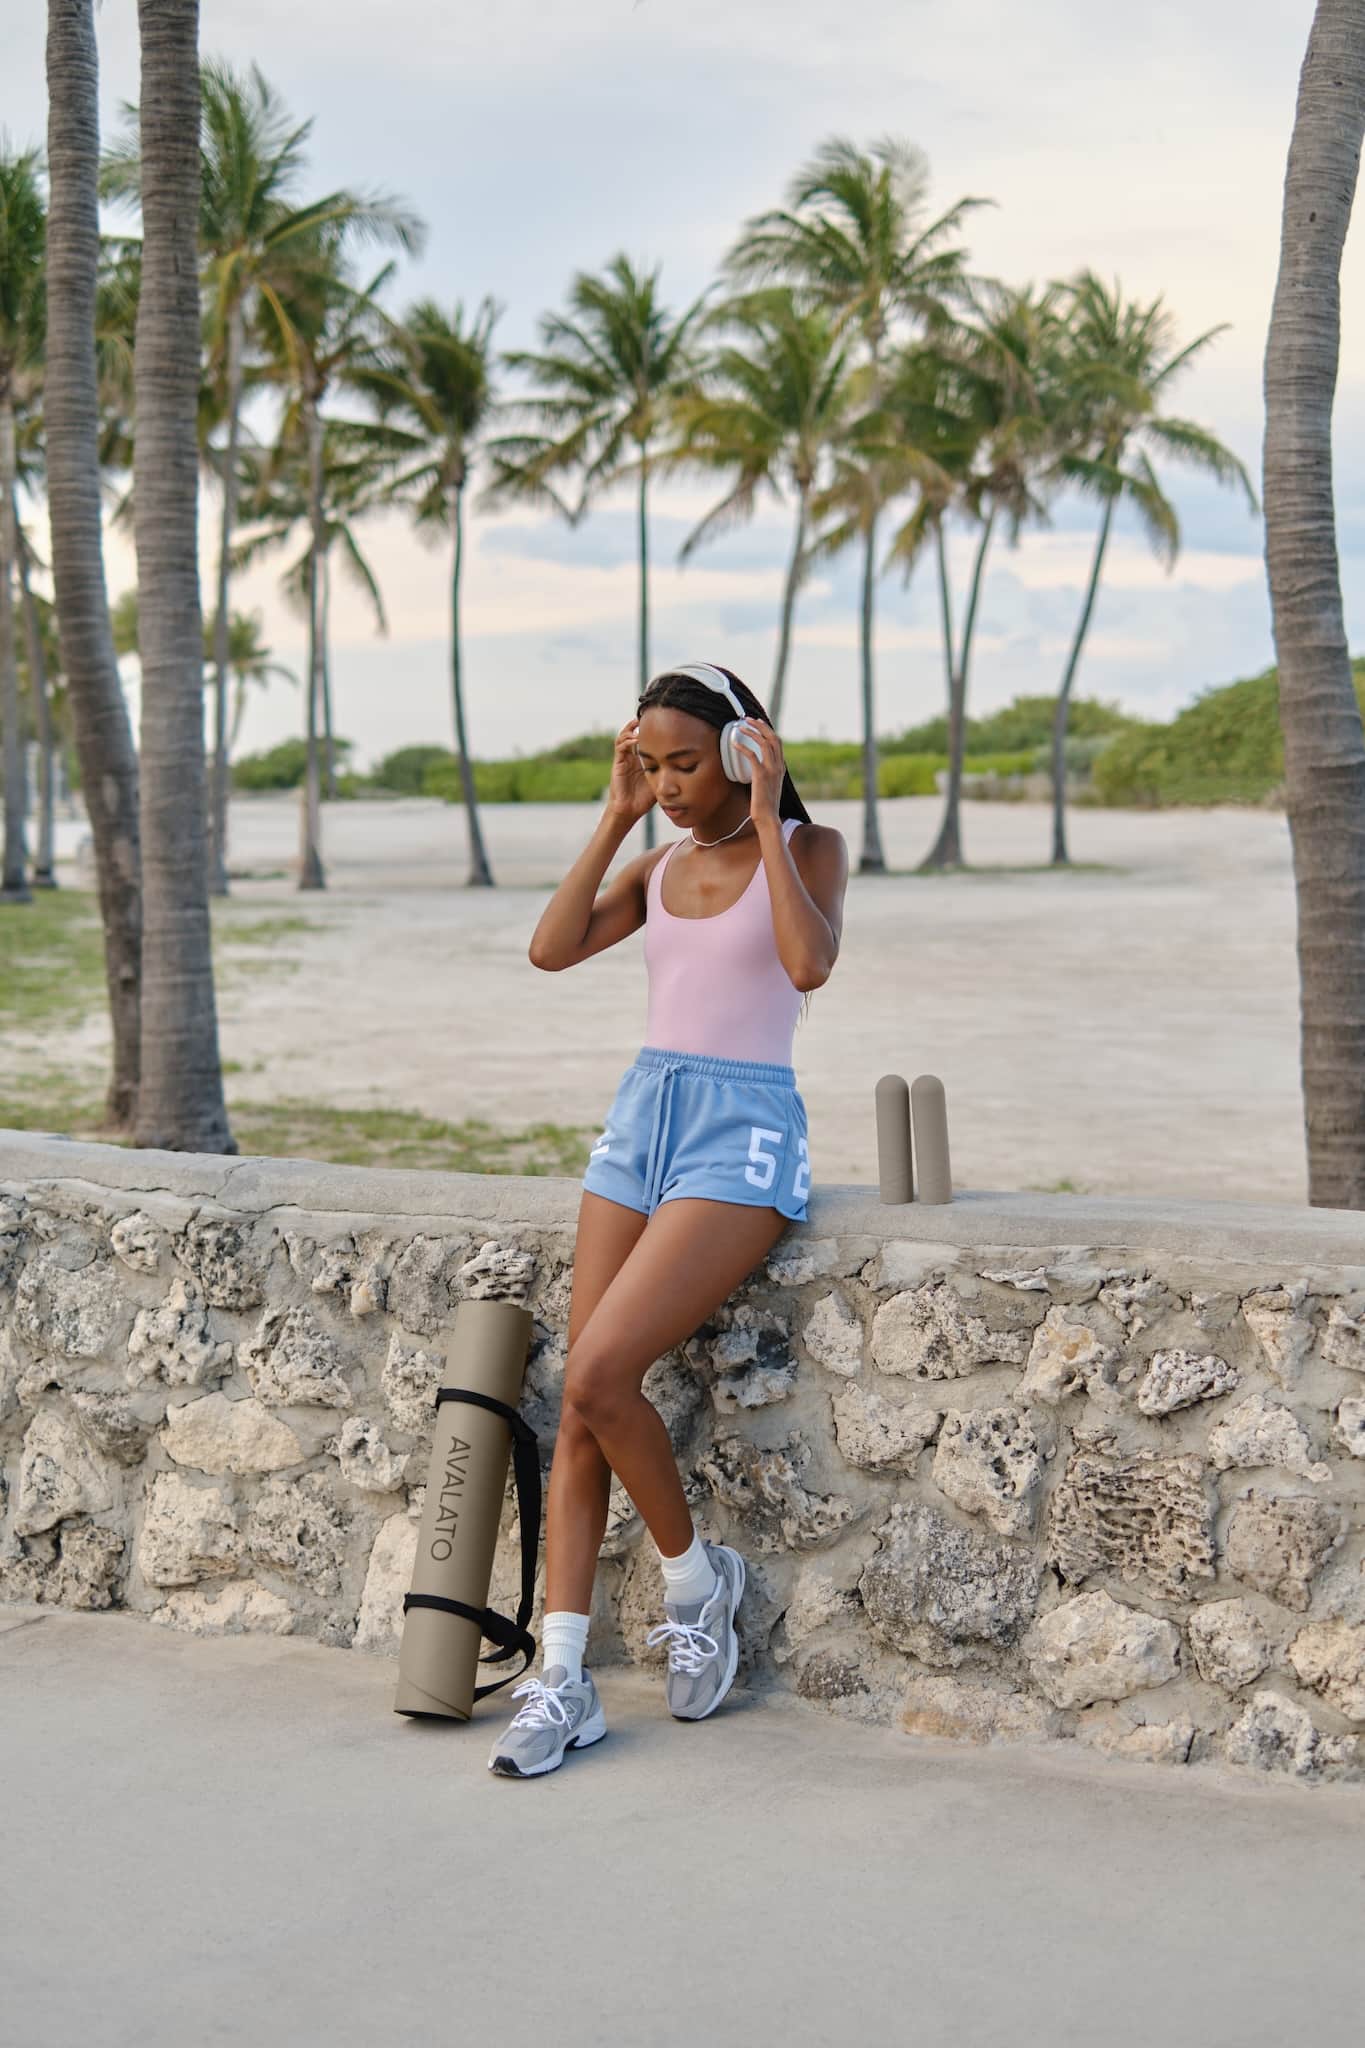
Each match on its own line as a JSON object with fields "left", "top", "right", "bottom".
{"left": 561, "top": 1347, "right": 633, "bottom": 1437}
{"left": 554, "top": 1394, "right": 604, "bottom": 1455}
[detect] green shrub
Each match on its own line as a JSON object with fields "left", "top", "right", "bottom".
{"left": 963, "top": 750, "right": 1036, "bottom": 778}
{"left": 545, "top": 728, "right": 618, "bottom": 763}
{"left": 424, "top": 755, "right": 611, "bottom": 804}
{"left": 231, "top": 737, "right": 354, "bottom": 790}
{"left": 883, "top": 694, "right": 1139, "bottom": 757}
{"left": 879, "top": 753, "right": 942, "bottom": 797}
{"left": 372, "top": 744, "right": 455, "bottom": 794}
{"left": 1090, "top": 662, "right": 1365, "bottom": 807}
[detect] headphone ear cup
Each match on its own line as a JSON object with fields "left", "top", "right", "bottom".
{"left": 720, "top": 719, "right": 757, "bottom": 783}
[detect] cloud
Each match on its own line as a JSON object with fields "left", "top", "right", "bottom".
{"left": 10, "top": 0, "right": 1365, "bottom": 773}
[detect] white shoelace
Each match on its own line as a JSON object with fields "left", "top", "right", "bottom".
{"left": 645, "top": 1619, "right": 721, "bottom": 1675}
{"left": 508, "top": 1676, "right": 574, "bottom": 1729}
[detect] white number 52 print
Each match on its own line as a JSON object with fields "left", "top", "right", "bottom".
{"left": 745, "top": 1124, "right": 809, "bottom": 1199}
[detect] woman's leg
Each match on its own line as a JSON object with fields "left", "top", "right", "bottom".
{"left": 560, "top": 1196, "right": 792, "bottom": 1559}
{"left": 543, "top": 1189, "right": 649, "bottom": 1614}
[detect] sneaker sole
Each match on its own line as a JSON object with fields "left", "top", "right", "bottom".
{"left": 488, "top": 1702, "right": 608, "bottom": 1777}
{"left": 671, "top": 1547, "right": 745, "bottom": 1722}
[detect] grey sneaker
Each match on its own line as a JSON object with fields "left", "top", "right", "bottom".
{"left": 645, "top": 1540, "right": 746, "bottom": 1720}
{"left": 487, "top": 1665, "right": 607, "bottom": 1777}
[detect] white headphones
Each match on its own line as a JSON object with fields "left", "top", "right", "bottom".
{"left": 654, "top": 662, "right": 765, "bottom": 784}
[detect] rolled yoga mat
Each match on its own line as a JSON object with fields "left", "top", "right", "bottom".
{"left": 395, "top": 1296, "right": 540, "bottom": 1722}
{"left": 875, "top": 1074, "right": 914, "bottom": 1202}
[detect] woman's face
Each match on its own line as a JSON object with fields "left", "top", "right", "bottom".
{"left": 634, "top": 706, "right": 732, "bottom": 824}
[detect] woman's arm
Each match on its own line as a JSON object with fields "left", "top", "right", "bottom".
{"left": 528, "top": 809, "right": 658, "bottom": 971}
{"left": 737, "top": 717, "right": 848, "bottom": 993}
{"left": 759, "top": 816, "right": 848, "bottom": 992}
{"left": 528, "top": 716, "right": 659, "bottom": 971}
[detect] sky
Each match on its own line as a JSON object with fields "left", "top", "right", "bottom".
{"left": 9, "top": 1, "right": 1363, "bottom": 770}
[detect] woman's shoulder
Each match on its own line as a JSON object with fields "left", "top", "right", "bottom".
{"left": 789, "top": 818, "right": 847, "bottom": 854}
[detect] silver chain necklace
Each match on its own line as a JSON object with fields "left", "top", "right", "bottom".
{"left": 690, "top": 814, "right": 755, "bottom": 848}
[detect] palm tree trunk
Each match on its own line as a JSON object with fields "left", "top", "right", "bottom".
{"left": 44, "top": 0, "right": 142, "bottom": 1126}
{"left": 16, "top": 520, "right": 57, "bottom": 887}
{"left": 934, "top": 509, "right": 955, "bottom": 710}
{"left": 132, "top": 0, "right": 233, "bottom": 1152}
{"left": 321, "top": 548, "right": 336, "bottom": 801}
{"left": 922, "top": 505, "right": 996, "bottom": 871}
{"left": 209, "top": 295, "right": 244, "bottom": 897}
{"left": 1264, "top": 0, "right": 1365, "bottom": 1208}
{"left": 638, "top": 446, "right": 656, "bottom": 854}
{"left": 449, "top": 479, "right": 493, "bottom": 887}
{"left": 769, "top": 485, "right": 809, "bottom": 729}
{"left": 0, "top": 399, "right": 30, "bottom": 904}
{"left": 857, "top": 503, "right": 885, "bottom": 875}
{"left": 297, "top": 387, "right": 325, "bottom": 890}
{"left": 229, "top": 678, "right": 247, "bottom": 753}
{"left": 1050, "top": 493, "right": 1115, "bottom": 866}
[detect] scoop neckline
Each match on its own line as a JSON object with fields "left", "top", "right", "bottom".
{"left": 654, "top": 818, "right": 793, "bottom": 923}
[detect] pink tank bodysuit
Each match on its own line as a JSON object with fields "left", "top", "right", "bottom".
{"left": 642, "top": 814, "right": 805, "bottom": 1066}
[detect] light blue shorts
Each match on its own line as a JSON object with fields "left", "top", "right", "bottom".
{"left": 581, "top": 1045, "right": 811, "bottom": 1223}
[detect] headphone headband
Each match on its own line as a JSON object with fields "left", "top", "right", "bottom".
{"left": 653, "top": 662, "right": 746, "bottom": 722}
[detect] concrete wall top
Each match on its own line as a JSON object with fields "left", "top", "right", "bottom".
{"left": 2, "top": 1128, "right": 1362, "bottom": 1268}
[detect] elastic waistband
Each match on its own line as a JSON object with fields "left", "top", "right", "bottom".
{"left": 634, "top": 1043, "right": 796, "bottom": 1087}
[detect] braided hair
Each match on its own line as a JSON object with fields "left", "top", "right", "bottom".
{"left": 637, "top": 665, "right": 815, "bottom": 1026}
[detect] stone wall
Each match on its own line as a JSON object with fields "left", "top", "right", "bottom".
{"left": 3, "top": 1130, "right": 1364, "bottom": 1782}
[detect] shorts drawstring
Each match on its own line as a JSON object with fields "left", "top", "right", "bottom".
{"left": 642, "top": 1057, "right": 687, "bottom": 1210}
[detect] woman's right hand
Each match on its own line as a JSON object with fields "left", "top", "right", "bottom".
{"left": 606, "top": 717, "right": 655, "bottom": 822}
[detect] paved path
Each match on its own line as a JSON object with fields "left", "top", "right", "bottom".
{"left": 3, "top": 1606, "right": 1362, "bottom": 2047}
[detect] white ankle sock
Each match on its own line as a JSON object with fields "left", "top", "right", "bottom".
{"left": 541, "top": 1610, "right": 590, "bottom": 1684}
{"left": 657, "top": 1528, "right": 718, "bottom": 1608}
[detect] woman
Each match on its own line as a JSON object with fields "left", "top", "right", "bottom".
{"left": 489, "top": 661, "right": 849, "bottom": 1777}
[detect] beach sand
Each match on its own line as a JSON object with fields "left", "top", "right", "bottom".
{"left": 118, "top": 790, "right": 1304, "bottom": 1206}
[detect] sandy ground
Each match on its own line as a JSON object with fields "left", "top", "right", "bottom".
{"left": 35, "top": 791, "right": 1308, "bottom": 1203}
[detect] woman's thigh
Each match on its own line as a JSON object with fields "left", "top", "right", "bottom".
{"left": 567, "top": 1196, "right": 792, "bottom": 1396}
{"left": 568, "top": 1189, "right": 651, "bottom": 1348}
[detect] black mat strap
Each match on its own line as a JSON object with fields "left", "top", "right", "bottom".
{"left": 399, "top": 1594, "right": 535, "bottom": 1700}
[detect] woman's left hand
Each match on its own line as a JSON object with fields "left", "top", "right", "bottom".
{"left": 739, "top": 718, "right": 785, "bottom": 822}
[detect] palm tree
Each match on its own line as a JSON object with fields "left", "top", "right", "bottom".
{"left": 668, "top": 288, "right": 854, "bottom": 728}
{"left": 1046, "top": 271, "right": 1256, "bottom": 866}
{"left": 217, "top": 607, "right": 296, "bottom": 756}
{"left": 481, "top": 252, "right": 711, "bottom": 853}
{"left": 102, "top": 57, "right": 418, "bottom": 896}
{"left": 44, "top": 0, "right": 143, "bottom": 1126}
{"left": 255, "top": 212, "right": 421, "bottom": 888}
{"left": 15, "top": 519, "right": 58, "bottom": 886}
{"left": 358, "top": 295, "right": 503, "bottom": 885}
{"left": 916, "top": 284, "right": 1065, "bottom": 871}
{"left": 233, "top": 407, "right": 393, "bottom": 804}
{"left": 93, "top": 232, "right": 139, "bottom": 482}
{"left": 111, "top": 582, "right": 296, "bottom": 773}
{"left": 0, "top": 143, "right": 44, "bottom": 906}
{"left": 1264, "top": 0, "right": 1365, "bottom": 1208}
{"left": 131, "top": 0, "right": 232, "bottom": 1152}
{"left": 723, "top": 136, "right": 983, "bottom": 873}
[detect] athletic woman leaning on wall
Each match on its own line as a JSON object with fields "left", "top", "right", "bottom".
{"left": 488, "top": 662, "right": 849, "bottom": 1777}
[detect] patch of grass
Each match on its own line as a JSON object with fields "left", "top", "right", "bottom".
{"left": 0, "top": 892, "right": 327, "bottom": 1035}
{"left": 1025, "top": 1176, "right": 1086, "bottom": 1194}
{"left": 0, "top": 890, "right": 108, "bottom": 1030}
{"left": 212, "top": 912, "right": 321, "bottom": 946}
{"left": 0, "top": 1070, "right": 109, "bottom": 1135}
{"left": 226, "top": 1100, "right": 595, "bottom": 1172}
{"left": 0, "top": 1065, "right": 596, "bottom": 1175}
